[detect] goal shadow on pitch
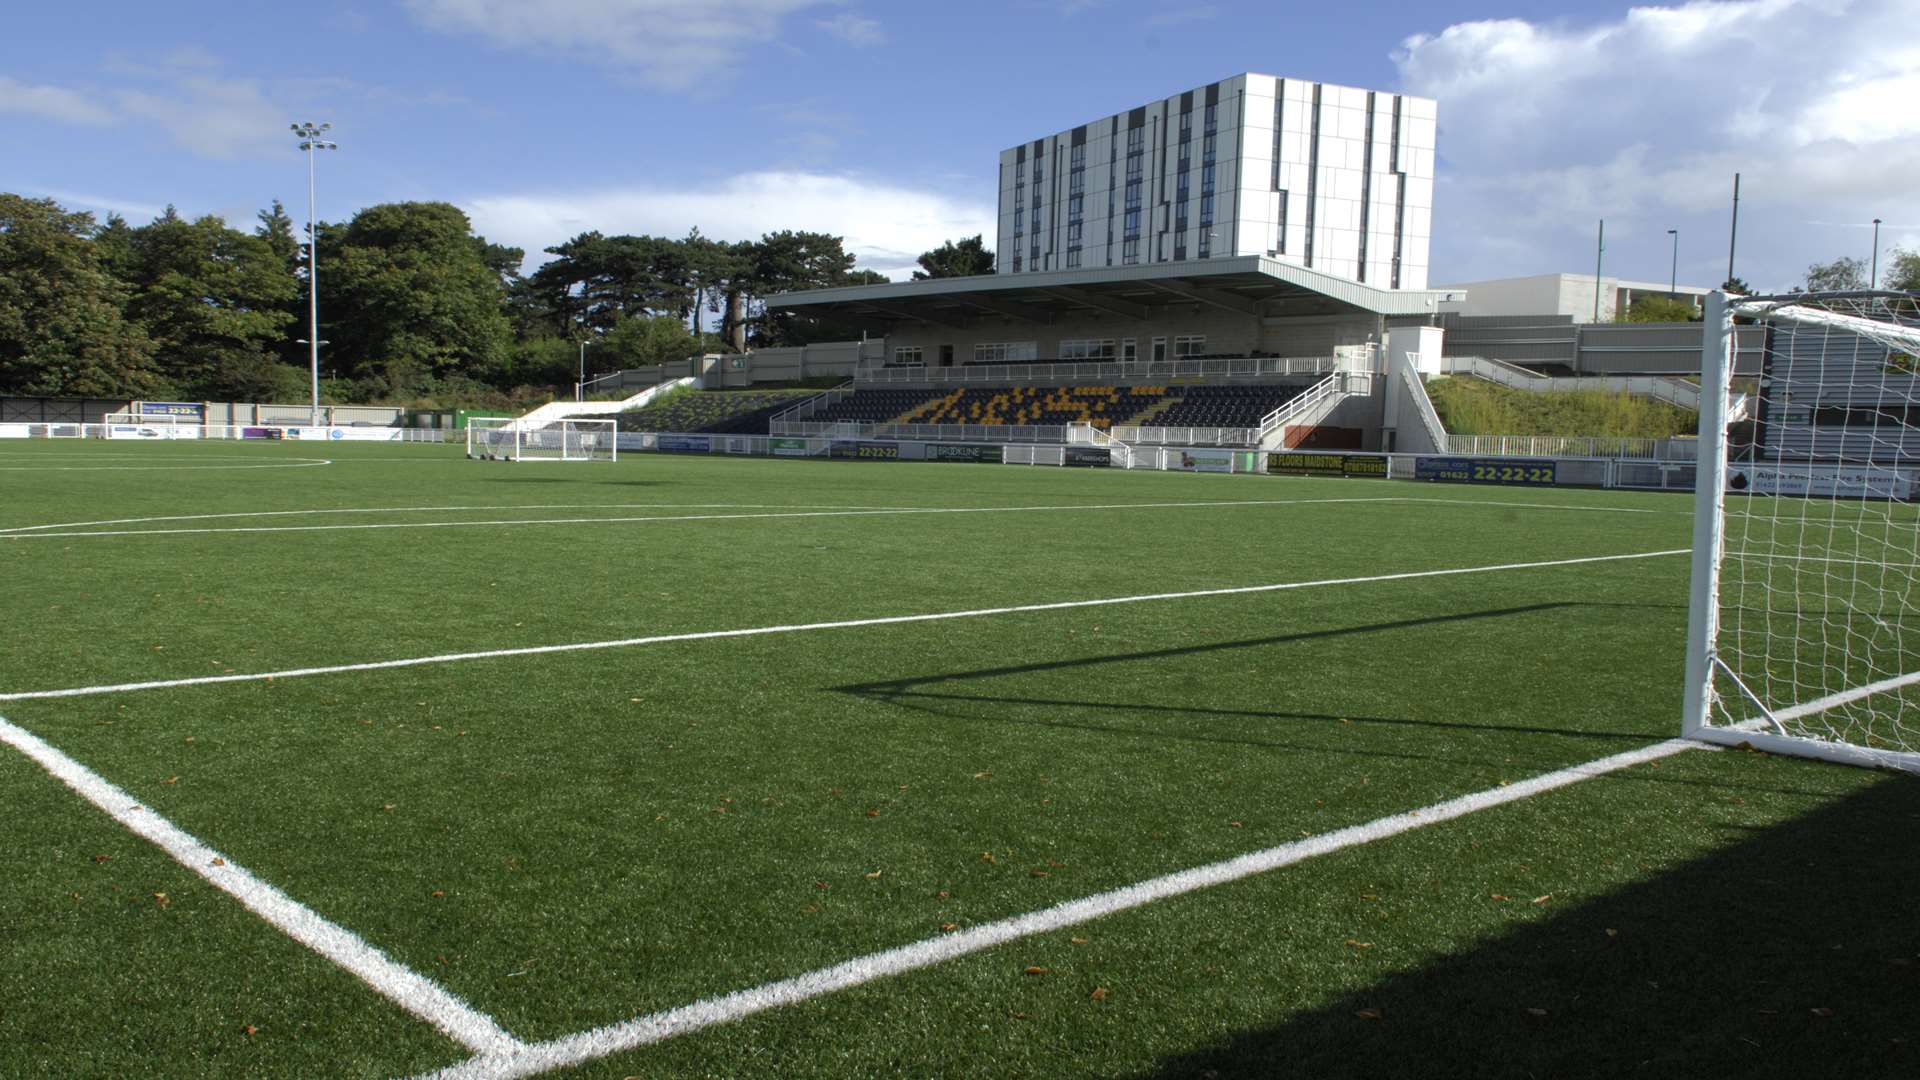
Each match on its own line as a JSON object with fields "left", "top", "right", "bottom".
{"left": 1133, "top": 769, "right": 1920, "bottom": 1080}
{"left": 831, "top": 602, "right": 1675, "bottom": 751}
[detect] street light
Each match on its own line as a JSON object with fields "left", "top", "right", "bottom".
{"left": 1667, "top": 229, "right": 1679, "bottom": 299}
{"left": 577, "top": 339, "right": 591, "bottom": 401}
{"left": 292, "top": 121, "right": 337, "bottom": 426}
{"left": 1872, "top": 218, "right": 1883, "bottom": 288}
{"left": 297, "top": 339, "right": 330, "bottom": 420}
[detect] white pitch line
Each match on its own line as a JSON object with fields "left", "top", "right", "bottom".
{"left": 0, "top": 458, "right": 332, "bottom": 472}
{"left": 420, "top": 735, "right": 1702, "bottom": 1080}
{"left": 0, "top": 503, "right": 910, "bottom": 535}
{"left": 0, "top": 711, "right": 523, "bottom": 1057}
{"left": 0, "top": 548, "right": 1687, "bottom": 702}
{"left": 0, "top": 497, "right": 1397, "bottom": 540}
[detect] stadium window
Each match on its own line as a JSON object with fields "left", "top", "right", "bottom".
{"left": 1120, "top": 338, "right": 1137, "bottom": 362}
{"left": 1173, "top": 335, "right": 1207, "bottom": 357}
{"left": 893, "top": 347, "right": 924, "bottom": 365}
{"left": 1059, "top": 339, "right": 1117, "bottom": 360}
{"left": 974, "top": 342, "right": 1039, "bottom": 364}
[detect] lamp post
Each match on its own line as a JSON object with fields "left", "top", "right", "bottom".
{"left": 1667, "top": 229, "right": 1679, "bottom": 299}
{"left": 577, "top": 340, "right": 591, "bottom": 401}
{"left": 292, "top": 122, "right": 337, "bottom": 427}
{"left": 297, "top": 339, "right": 330, "bottom": 421}
{"left": 1872, "top": 218, "right": 1882, "bottom": 288}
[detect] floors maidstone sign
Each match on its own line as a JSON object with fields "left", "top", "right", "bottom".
{"left": 1267, "top": 453, "right": 1388, "bottom": 479}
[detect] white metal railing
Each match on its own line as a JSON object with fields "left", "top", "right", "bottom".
{"left": 1066, "top": 421, "right": 1135, "bottom": 467}
{"left": 765, "top": 381, "right": 856, "bottom": 425}
{"left": 1107, "top": 425, "right": 1261, "bottom": 447}
{"left": 769, "top": 420, "right": 1068, "bottom": 443}
{"left": 4, "top": 419, "right": 448, "bottom": 443}
{"left": 1442, "top": 433, "right": 1687, "bottom": 460}
{"left": 1257, "top": 370, "right": 1376, "bottom": 440}
{"left": 1444, "top": 356, "right": 1703, "bottom": 410}
{"left": 1402, "top": 364, "right": 1451, "bottom": 454}
{"left": 855, "top": 356, "right": 1347, "bottom": 385}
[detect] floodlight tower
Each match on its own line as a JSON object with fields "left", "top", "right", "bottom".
{"left": 292, "top": 122, "right": 337, "bottom": 427}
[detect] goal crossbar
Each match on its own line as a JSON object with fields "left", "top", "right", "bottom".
{"left": 466, "top": 417, "right": 618, "bottom": 463}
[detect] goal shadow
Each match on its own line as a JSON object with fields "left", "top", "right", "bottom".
{"left": 1134, "top": 771, "right": 1920, "bottom": 1080}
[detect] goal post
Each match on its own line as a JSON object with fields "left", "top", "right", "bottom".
{"left": 1684, "top": 289, "right": 1920, "bottom": 772}
{"left": 466, "top": 417, "right": 617, "bottom": 462}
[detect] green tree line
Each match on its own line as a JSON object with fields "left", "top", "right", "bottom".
{"left": 0, "top": 191, "right": 993, "bottom": 407}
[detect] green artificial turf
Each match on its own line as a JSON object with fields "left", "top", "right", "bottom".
{"left": 0, "top": 439, "right": 1912, "bottom": 1078}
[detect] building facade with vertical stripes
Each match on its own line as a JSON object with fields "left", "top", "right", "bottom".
{"left": 996, "top": 74, "right": 1436, "bottom": 290}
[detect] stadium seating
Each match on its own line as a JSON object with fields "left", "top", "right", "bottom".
{"left": 901, "top": 385, "right": 1175, "bottom": 430}
{"left": 1146, "top": 384, "right": 1306, "bottom": 428}
{"left": 596, "top": 390, "right": 817, "bottom": 434}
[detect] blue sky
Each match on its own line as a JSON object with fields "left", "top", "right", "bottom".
{"left": 3, "top": 0, "right": 1915, "bottom": 290}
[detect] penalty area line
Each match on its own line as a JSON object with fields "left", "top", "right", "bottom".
{"left": 0, "top": 548, "right": 1688, "bottom": 702}
{"left": 419, "top": 735, "right": 1703, "bottom": 1079}
{"left": 0, "top": 712, "right": 523, "bottom": 1057}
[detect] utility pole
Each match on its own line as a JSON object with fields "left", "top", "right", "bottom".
{"left": 1727, "top": 173, "right": 1740, "bottom": 287}
{"left": 1872, "top": 218, "right": 1883, "bottom": 288}
{"left": 1594, "top": 219, "right": 1606, "bottom": 322}
{"left": 292, "top": 122, "right": 337, "bottom": 427}
{"left": 1668, "top": 228, "right": 1679, "bottom": 299}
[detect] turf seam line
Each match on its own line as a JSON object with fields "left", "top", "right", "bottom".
{"left": 0, "top": 548, "right": 1688, "bottom": 702}
{"left": 0, "top": 497, "right": 1397, "bottom": 539}
{"left": 0, "top": 503, "right": 912, "bottom": 535}
{"left": 0, "top": 711, "right": 524, "bottom": 1057}
{"left": 416, "top": 736, "right": 1703, "bottom": 1079}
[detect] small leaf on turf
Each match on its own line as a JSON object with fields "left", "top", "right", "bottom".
{"left": 162, "top": 776, "right": 178, "bottom": 785}
{"left": 1526, "top": 1008, "right": 1548, "bottom": 1018}
{"left": 1355, "top": 1008, "right": 1383, "bottom": 1021}
{"left": 1810, "top": 1007, "right": 1835, "bottom": 1017}
{"left": 1090, "top": 987, "right": 1109, "bottom": 1000}
{"left": 865, "top": 809, "right": 880, "bottom": 817}
{"left": 210, "top": 858, "right": 224, "bottom": 867}
{"left": 865, "top": 870, "right": 882, "bottom": 879}
{"left": 431, "top": 890, "right": 445, "bottom": 897}
{"left": 941, "top": 923, "right": 958, "bottom": 932}
{"left": 1023, "top": 966, "right": 1048, "bottom": 976}
{"left": 1031, "top": 869, "right": 1050, "bottom": 878}
{"left": 1071, "top": 937, "right": 1089, "bottom": 945}
{"left": 979, "top": 852, "right": 997, "bottom": 865}
{"left": 152, "top": 892, "right": 169, "bottom": 909}
{"left": 1344, "top": 940, "right": 1373, "bottom": 949}
{"left": 973, "top": 771, "right": 992, "bottom": 780}
{"left": 242, "top": 1025, "right": 257, "bottom": 1036}
{"left": 1490, "top": 894, "right": 1510, "bottom": 901}
{"left": 1605, "top": 928, "right": 1618, "bottom": 938}
{"left": 814, "top": 881, "right": 830, "bottom": 890}
{"left": 1531, "top": 894, "right": 1553, "bottom": 905}
{"left": 1229, "top": 821, "right": 1244, "bottom": 828}
{"left": 91, "top": 854, "right": 111, "bottom": 863}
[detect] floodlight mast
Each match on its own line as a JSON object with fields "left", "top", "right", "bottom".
{"left": 292, "top": 122, "right": 337, "bottom": 427}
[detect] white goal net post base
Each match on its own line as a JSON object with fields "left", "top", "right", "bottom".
{"left": 466, "top": 418, "right": 618, "bottom": 462}
{"left": 1684, "top": 289, "right": 1920, "bottom": 773}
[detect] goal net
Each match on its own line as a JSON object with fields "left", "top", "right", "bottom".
{"left": 1685, "top": 290, "right": 1920, "bottom": 771}
{"left": 466, "top": 418, "right": 618, "bottom": 462}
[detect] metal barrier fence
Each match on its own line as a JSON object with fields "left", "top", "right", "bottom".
{"left": 0, "top": 420, "right": 448, "bottom": 443}
{"left": 612, "top": 431, "right": 1706, "bottom": 492}
{"left": 1442, "top": 433, "right": 1697, "bottom": 460}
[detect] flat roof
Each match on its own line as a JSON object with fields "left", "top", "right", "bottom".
{"left": 770, "top": 256, "right": 1461, "bottom": 327}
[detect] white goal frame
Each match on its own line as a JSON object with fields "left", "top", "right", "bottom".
{"left": 466, "top": 418, "right": 618, "bottom": 463}
{"left": 1683, "top": 289, "right": 1920, "bottom": 772}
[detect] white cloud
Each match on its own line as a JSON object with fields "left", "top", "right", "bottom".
{"left": 405, "top": 0, "right": 838, "bottom": 89}
{"left": 0, "top": 76, "right": 114, "bottom": 125}
{"left": 1395, "top": 0, "right": 1920, "bottom": 290}
{"left": 117, "top": 75, "right": 288, "bottom": 160}
{"left": 465, "top": 172, "right": 996, "bottom": 280}
{"left": 817, "top": 12, "right": 885, "bottom": 48}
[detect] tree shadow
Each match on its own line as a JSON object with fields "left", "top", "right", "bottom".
{"left": 1132, "top": 772, "right": 1920, "bottom": 1080}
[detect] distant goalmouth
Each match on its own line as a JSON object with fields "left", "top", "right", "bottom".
{"left": 1685, "top": 289, "right": 1920, "bottom": 772}
{"left": 466, "top": 418, "right": 618, "bottom": 463}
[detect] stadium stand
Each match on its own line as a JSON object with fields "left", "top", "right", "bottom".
{"left": 596, "top": 389, "right": 817, "bottom": 434}
{"left": 807, "top": 388, "right": 947, "bottom": 424}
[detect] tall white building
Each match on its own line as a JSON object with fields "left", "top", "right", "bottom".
{"left": 996, "top": 74, "right": 1436, "bottom": 289}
